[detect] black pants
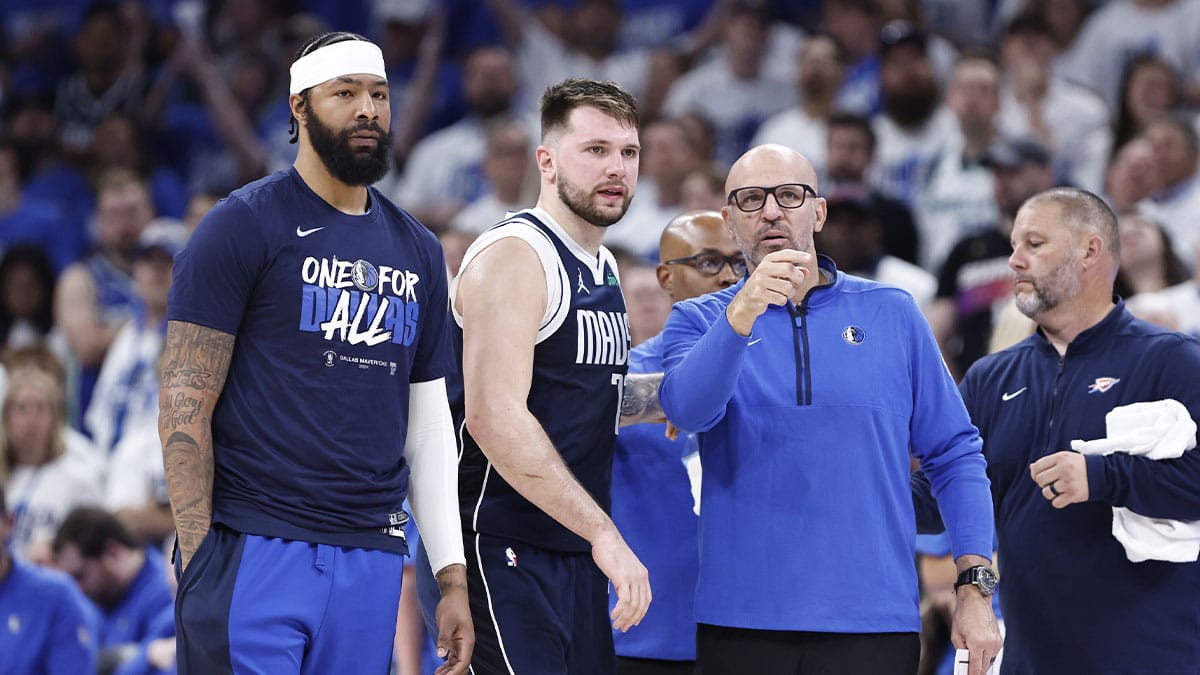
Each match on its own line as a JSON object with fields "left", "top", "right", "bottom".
{"left": 618, "top": 656, "right": 696, "bottom": 675}
{"left": 696, "top": 624, "right": 920, "bottom": 675}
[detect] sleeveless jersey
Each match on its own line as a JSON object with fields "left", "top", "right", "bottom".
{"left": 454, "top": 209, "right": 630, "bottom": 552}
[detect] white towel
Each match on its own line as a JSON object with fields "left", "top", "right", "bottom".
{"left": 1070, "top": 399, "right": 1196, "bottom": 460}
{"left": 1071, "top": 399, "right": 1200, "bottom": 563}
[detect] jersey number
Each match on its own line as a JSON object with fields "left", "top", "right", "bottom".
{"left": 611, "top": 373, "right": 625, "bottom": 435}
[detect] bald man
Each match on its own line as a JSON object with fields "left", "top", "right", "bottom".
{"left": 658, "top": 145, "right": 1001, "bottom": 675}
{"left": 609, "top": 211, "right": 742, "bottom": 675}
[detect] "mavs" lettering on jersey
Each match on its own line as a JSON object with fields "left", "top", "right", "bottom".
{"left": 575, "top": 309, "right": 630, "bottom": 366}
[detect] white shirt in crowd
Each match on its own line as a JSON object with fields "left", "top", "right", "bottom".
{"left": 6, "top": 431, "right": 102, "bottom": 561}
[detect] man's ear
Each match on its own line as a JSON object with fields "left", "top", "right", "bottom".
{"left": 1082, "top": 233, "right": 1104, "bottom": 267}
{"left": 289, "top": 93, "right": 306, "bottom": 122}
{"left": 536, "top": 145, "right": 555, "bottom": 183}
{"left": 656, "top": 263, "right": 672, "bottom": 294}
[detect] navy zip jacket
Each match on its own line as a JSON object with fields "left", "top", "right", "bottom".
{"left": 660, "top": 256, "right": 994, "bottom": 632}
{"left": 960, "top": 301, "right": 1200, "bottom": 673}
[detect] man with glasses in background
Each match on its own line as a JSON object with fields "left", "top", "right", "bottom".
{"left": 658, "top": 144, "right": 1002, "bottom": 675}
{"left": 609, "top": 210, "right": 743, "bottom": 675}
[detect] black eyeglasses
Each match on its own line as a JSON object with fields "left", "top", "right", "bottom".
{"left": 664, "top": 253, "right": 748, "bottom": 277}
{"left": 727, "top": 183, "right": 817, "bottom": 212}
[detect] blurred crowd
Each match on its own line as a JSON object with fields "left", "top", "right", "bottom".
{"left": 3, "top": 0, "right": 1200, "bottom": 673}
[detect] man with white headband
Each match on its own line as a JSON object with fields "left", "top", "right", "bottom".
{"left": 160, "top": 31, "right": 472, "bottom": 674}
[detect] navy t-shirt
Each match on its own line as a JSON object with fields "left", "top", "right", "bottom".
{"left": 168, "top": 168, "right": 455, "bottom": 553}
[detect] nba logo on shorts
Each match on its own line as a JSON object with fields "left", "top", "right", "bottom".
{"left": 505, "top": 547, "right": 518, "bottom": 567}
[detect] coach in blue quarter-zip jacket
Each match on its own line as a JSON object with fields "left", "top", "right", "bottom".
{"left": 959, "top": 187, "right": 1200, "bottom": 673}
{"left": 660, "top": 144, "right": 1001, "bottom": 675}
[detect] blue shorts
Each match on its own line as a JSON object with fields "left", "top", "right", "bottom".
{"left": 174, "top": 524, "right": 405, "bottom": 674}
{"left": 465, "top": 532, "right": 616, "bottom": 675}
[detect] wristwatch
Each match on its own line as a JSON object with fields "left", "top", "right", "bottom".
{"left": 954, "top": 565, "right": 999, "bottom": 596}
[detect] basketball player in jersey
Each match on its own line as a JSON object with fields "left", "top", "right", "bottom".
{"left": 452, "top": 78, "right": 662, "bottom": 674}
{"left": 160, "top": 32, "right": 471, "bottom": 674}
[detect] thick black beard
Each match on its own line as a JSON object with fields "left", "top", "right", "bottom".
{"left": 307, "top": 107, "right": 393, "bottom": 186}
{"left": 883, "top": 84, "right": 939, "bottom": 130}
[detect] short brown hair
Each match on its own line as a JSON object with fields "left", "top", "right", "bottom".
{"left": 540, "top": 78, "right": 638, "bottom": 142}
{"left": 1023, "top": 187, "right": 1120, "bottom": 259}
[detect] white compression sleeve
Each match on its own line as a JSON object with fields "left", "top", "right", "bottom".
{"left": 403, "top": 378, "right": 466, "bottom": 574}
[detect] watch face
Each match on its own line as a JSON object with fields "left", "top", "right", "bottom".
{"left": 978, "top": 567, "right": 998, "bottom": 594}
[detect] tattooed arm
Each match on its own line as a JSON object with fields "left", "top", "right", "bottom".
{"left": 158, "top": 320, "right": 235, "bottom": 571}
{"left": 619, "top": 373, "right": 666, "bottom": 426}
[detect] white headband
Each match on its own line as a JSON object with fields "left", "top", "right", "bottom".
{"left": 289, "top": 40, "right": 387, "bottom": 95}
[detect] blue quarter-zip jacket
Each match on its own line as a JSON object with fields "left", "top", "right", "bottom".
{"left": 960, "top": 302, "right": 1200, "bottom": 673}
{"left": 660, "top": 256, "right": 994, "bottom": 632}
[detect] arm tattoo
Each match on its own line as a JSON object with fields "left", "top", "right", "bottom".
{"left": 436, "top": 563, "right": 470, "bottom": 594}
{"left": 619, "top": 372, "right": 666, "bottom": 426}
{"left": 163, "top": 431, "right": 213, "bottom": 560}
{"left": 159, "top": 321, "right": 235, "bottom": 564}
{"left": 159, "top": 321, "right": 236, "bottom": 394}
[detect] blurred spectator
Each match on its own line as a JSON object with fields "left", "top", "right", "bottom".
{"left": 869, "top": 21, "right": 957, "bottom": 208}
{"left": 449, "top": 118, "right": 535, "bottom": 235}
{"left": 2, "top": 366, "right": 102, "bottom": 562}
{"left": 825, "top": 112, "right": 920, "bottom": 265}
{"left": 927, "top": 136, "right": 1055, "bottom": 379}
{"left": 916, "top": 53, "right": 1002, "bottom": 271}
{"left": 438, "top": 228, "right": 474, "bottom": 280}
{"left": 824, "top": 0, "right": 955, "bottom": 117}
{"left": 823, "top": 0, "right": 887, "bottom": 114}
{"left": 1110, "top": 53, "right": 1182, "bottom": 163}
{"left": 85, "top": 221, "right": 186, "bottom": 457}
{"left": 142, "top": 40, "right": 273, "bottom": 197}
{"left": 1103, "top": 136, "right": 1162, "bottom": 214}
{"left": 374, "top": 3, "right": 459, "bottom": 168}
{"left": 0, "top": 484, "right": 99, "bottom": 675}
{"left": 56, "top": 2, "right": 148, "bottom": 156}
{"left": 1142, "top": 112, "right": 1200, "bottom": 263}
{"left": 55, "top": 169, "right": 155, "bottom": 423}
{"left": 608, "top": 117, "right": 702, "bottom": 257}
{"left": 1113, "top": 210, "right": 1189, "bottom": 298}
{"left": 51, "top": 506, "right": 174, "bottom": 673}
{"left": 662, "top": 1, "right": 795, "bottom": 166}
{"left": 986, "top": 298, "right": 1038, "bottom": 355}
{"left": 819, "top": 187, "right": 935, "bottom": 306}
{"left": 90, "top": 111, "right": 188, "bottom": 219}
{"left": 105, "top": 415, "right": 174, "bottom": 552}
{"left": 1131, "top": 243, "right": 1200, "bottom": 338}
{"left": 1036, "top": 0, "right": 1094, "bottom": 63}
{"left": 997, "top": 11, "right": 1110, "bottom": 193}
{"left": 182, "top": 188, "right": 224, "bottom": 234}
{"left": 752, "top": 34, "right": 845, "bottom": 181}
{"left": 3, "top": 94, "right": 95, "bottom": 247}
{"left": 1057, "top": 0, "right": 1200, "bottom": 109}
{"left": 208, "top": 0, "right": 286, "bottom": 65}
{"left": 679, "top": 164, "right": 726, "bottom": 212}
{"left": 0, "top": 244, "right": 67, "bottom": 356}
{"left": 675, "top": 111, "right": 718, "bottom": 166}
{"left": 391, "top": 45, "right": 524, "bottom": 230}
{"left": 0, "top": 138, "right": 84, "bottom": 274}
{"left": 486, "top": 0, "right": 652, "bottom": 108}
{"left": 622, "top": 261, "right": 672, "bottom": 347}
{"left": 917, "top": 0, "right": 1019, "bottom": 50}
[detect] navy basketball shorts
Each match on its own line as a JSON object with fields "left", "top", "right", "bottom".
{"left": 174, "top": 524, "right": 405, "bottom": 674}
{"left": 465, "top": 531, "right": 616, "bottom": 675}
